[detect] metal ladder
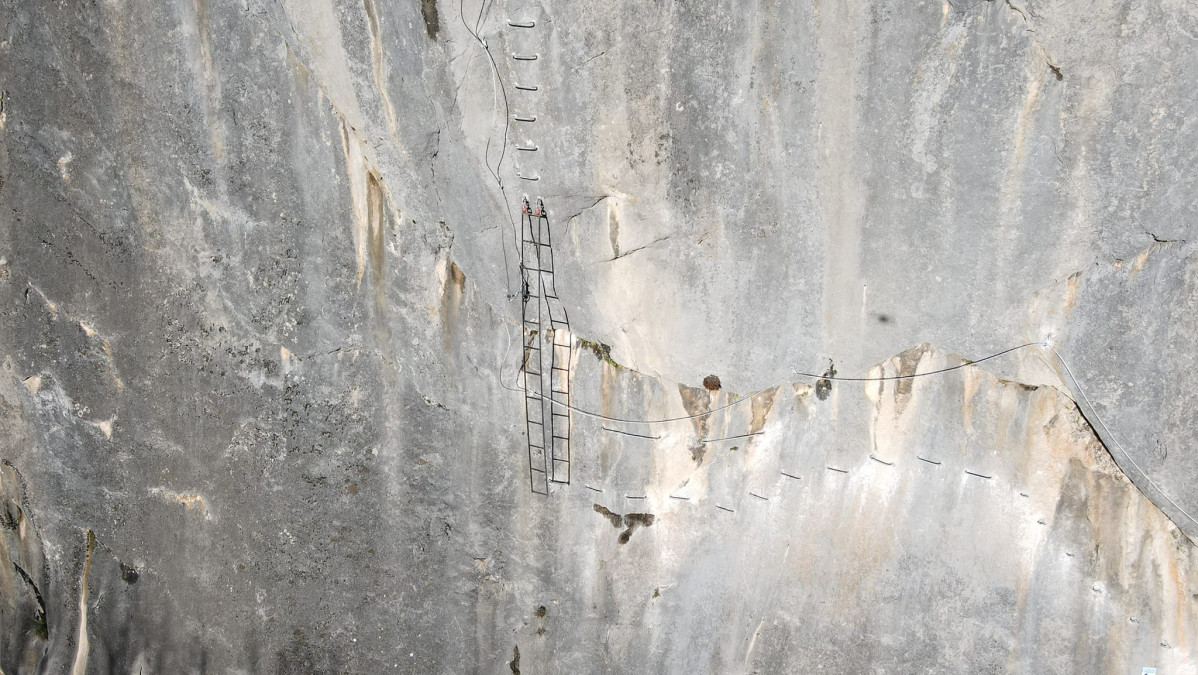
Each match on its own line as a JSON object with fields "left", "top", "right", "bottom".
{"left": 521, "top": 198, "right": 572, "bottom": 494}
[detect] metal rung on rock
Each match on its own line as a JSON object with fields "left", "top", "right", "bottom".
{"left": 519, "top": 197, "right": 572, "bottom": 495}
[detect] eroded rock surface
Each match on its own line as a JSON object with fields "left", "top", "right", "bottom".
{"left": 0, "top": 0, "right": 1196, "bottom": 671}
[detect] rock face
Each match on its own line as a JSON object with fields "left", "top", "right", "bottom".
{"left": 0, "top": 0, "right": 1195, "bottom": 672}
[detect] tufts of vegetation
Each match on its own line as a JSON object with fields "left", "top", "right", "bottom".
{"left": 579, "top": 338, "right": 623, "bottom": 370}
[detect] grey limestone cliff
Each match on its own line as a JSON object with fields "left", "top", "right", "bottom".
{"left": 0, "top": 0, "right": 1196, "bottom": 672}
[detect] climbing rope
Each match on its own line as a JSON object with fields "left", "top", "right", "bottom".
{"left": 500, "top": 333, "right": 1044, "bottom": 426}
{"left": 458, "top": 0, "right": 521, "bottom": 299}
{"left": 791, "top": 342, "right": 1042, "bottom": 382}
{"left": 1046, "top": 344, "right": 1198, "bottom": 529}
{"left": 502, "top": 329, "right": 1198, "bottom": 533}
{"left": 460, "top": 1, "right": 1196, "bottom": 533}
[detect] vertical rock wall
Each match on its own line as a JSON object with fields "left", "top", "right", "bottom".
{"left": 0, "top": 0, "right": 1195, "bottom": 671}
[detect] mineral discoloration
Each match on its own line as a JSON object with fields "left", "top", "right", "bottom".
{"left": 439, "top": 259, "right": 465, "bottom": 349}
{"left": 3, "top": 0, "right": 1198, "bottom": 671}
{"left": 678, "top": 384, "right": 714, "bottom": 463}
{"left": 150, "top": 489, "right": 211, "bottom": 519}
{"left": 70, "top": 530, "right": 96, "bottom": 675}
{"left": 748, "top": 388, "right": 777, "bottom": 436}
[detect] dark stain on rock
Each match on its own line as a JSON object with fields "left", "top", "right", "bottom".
{"left": 624, "top": 513, "right": 655, "bottom": 528}
{"left": 12, "top": 563, "right": 47, "bottom": 637}
{"left": 619, "top": 513, "right": 655, "bottom": 544}
{"left": 439, "top": 259, "right": 465, "bottom": 352}
{"left": 703, "top": 375, "right": 722, "bottom": 391}
{"left": 509, "top": 645, "right": 520, "bottom": 674}
{"left": 421, "top": 0, "right": 440, "bottom": 38}
{"left": 120, "top": 562, "right": 139, "bottom": 584}
{"left": 595, "top": 506, "right": 655, "bottom": 543}
{"left": 815, "top": 362, "right": 836, "bottom": 401}
{"left": 593, "top": 504, "right": 623, "bottom": 528}
{"left": 276, "top": 627, "right": 349, "bottom": 673}
{"left": 1, "top": 461, "right": 50, "bottom": 655}
{"left": 534, "top": 605, "right": 547, "bottom": 618}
